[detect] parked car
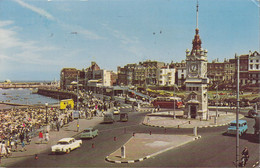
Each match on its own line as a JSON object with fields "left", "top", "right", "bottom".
{"left": 248, "top": 109, "right": 258, "bottom": 118}
{"left": 120, "top": 113, "right": 128, "bottom": 122}
{"left": 51, "top": 138, "right": 82, "bottom": 154}
{"left": 113, "top": 107, "right": 120, "bottom": 115}
{"left": 73, "top": 110, "right": 80, "bottom": 119}
{"left": 80, "top": 128, "right": 98, "bottom": 139}
{"left": 103, "top": 112, "right": 114, "bottom": 123}
{"left": 254, "top": 115, "right": 260, "bottom": 135}
{"left": 226, "top": 120, "right": 248, "bottom": 136}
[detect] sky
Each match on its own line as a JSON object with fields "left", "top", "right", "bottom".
{"left": 0, "top": 0, "right": 259, "bottom": 81}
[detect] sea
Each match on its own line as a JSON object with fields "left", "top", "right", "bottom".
{"left": 0, "top": 88, "right": 58, "bottom": 106}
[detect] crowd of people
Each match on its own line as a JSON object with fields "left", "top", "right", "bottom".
{"left": 0, "top": 91, "right": 118, "bottom": 158}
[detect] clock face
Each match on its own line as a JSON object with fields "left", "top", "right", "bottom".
{"left": 190, "top": 63, "right": 198, "bottom": 72}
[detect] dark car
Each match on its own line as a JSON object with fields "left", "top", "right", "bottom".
{"left": 248, "top": 109, "right": 258, "bottom": 118}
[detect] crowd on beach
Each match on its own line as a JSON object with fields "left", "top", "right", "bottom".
{"left": 0, "top": 91, "right": 117, "bottom": 158}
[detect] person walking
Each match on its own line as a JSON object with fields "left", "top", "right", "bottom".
{"left": 14, "top": 139, "right": 18, "bottom": 152}
{"left": 1, "top": 141, "right": 7, "bottom": 157}
{"left": 21, "top": 141, "right": 26, "bottom": 152}
{"left": 45, "top": 131, "right": 49, "bottom": 142}
{"left": 39, "top": 131, "right": 43, "bottom": 143}
{"left": 241, "top": 146, "right": 249, "bottom": 166}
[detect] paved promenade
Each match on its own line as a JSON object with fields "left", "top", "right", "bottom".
{"left": 1, "top": 117, "right": 103, "bottom": 167}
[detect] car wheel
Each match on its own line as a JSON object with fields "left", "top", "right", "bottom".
{"left": 66, "top": 149, "right": 70, "bottom": 154}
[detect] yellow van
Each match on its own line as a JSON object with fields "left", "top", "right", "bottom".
{"left": 60, "top": 99, "right": 74, "bottom": 110}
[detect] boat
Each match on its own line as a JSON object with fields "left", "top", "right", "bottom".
{"left": 31, "top": 88, "right": 38, "bottom": 94}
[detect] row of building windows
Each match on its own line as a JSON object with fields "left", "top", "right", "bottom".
{"left": 249, "top": 64, "right": 259, "bottom": 69}
{"left": 250, "top": 59, "right": 259, "bottom": 63}
{"left": 187, "top": 87, "right": 199, "bottom": 91}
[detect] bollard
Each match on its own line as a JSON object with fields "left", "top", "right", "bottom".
{"left": 189, "top": 121, "right": 191, "bottom": 124}
{"left": 35, "top": 154, "right": 38, "bottom": 160}
{"left": 193, "top": 127, "right": 197, "bottom": 136}
{"left": 92, "top": 143, "right": 95, "bottom": 148}
{"left": 178, "top": 125, "right": 180, "bottom": 129}
{"left": 114, "top": 136, "right": 117, "bottom": 141}
{"left": 149, "top": 131, "right": 151, "bottom": 135}
{"left": 133, "top": 132, "right": 135, "bottom": 137}
{"left": 121, "top": 146, "right": 126, "bottom": 158}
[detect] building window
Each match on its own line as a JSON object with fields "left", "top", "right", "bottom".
{"left": 250, "top": 65, "right": 253, "bottom": 69}
{"left": 256, "top": 65, "right": 259, "bottom": 69}
{"left": 257, "top": 60, "right": 259, "bottom": 63}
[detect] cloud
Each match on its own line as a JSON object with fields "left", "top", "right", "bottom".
{"left": 0, "top": 20, "right": 58, "bottom": 65}
{"left": 250, "top": 0, "right": 260, "bottom": 7}
{"left": 14, "top": 0, "right": 55, "bottom": 21}
{"left": 0, "top": 20, "right": 14, "bottom": 27}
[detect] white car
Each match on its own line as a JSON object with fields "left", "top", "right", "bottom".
{"left": 51, "top": 138, "right": 82, "bottom": 154}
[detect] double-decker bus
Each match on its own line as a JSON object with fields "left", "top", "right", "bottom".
{"left": 152, "top": 97, "right": 183, "bottom": 108}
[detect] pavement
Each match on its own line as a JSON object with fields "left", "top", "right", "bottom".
{"left": 106, "top": 110, "right": 244, "bottom": 164}
{"left": 0, "top": 117, "right": 103, "bottom": 167}
{"left": 105, "top": 133, "right": 201, "bottom": 163}
{"left": 1, "top": 108, "right": 245, "bottom": 166}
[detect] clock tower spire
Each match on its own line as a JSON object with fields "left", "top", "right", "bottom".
{"left": 184, "top": 0, "right": 209, "bottom": 120}
{"left": 191, "top": 0, "right": 202, "bottom": 55}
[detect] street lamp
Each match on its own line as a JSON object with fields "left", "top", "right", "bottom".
{"left": 45, "top": 102, "right": 48, "bottom": 124}
{"left": 173, "top": 84, "right": 179, "bottom": 117}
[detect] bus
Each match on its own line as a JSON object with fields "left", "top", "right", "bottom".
{"left": 152, "top": 97, "right": 183, "bottom": 108}
{"left": 60, "top": 99, "right": 74, "bottom": 110}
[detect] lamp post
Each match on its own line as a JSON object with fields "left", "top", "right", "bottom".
{"left": 77, "top": 74, "right": 79, "bottom": 132}
{"left": 235, "top": 54, "right": 240, "bottom": 167}
{"left": 45, "top": 102, "right": 48, "bottom": 124}
{"left": 216, "top": 82, "right": 219, "bottom": 121}
{"left": 173, "top": 84, "right": 179, "bottom": 117}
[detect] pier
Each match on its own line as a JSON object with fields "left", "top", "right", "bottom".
{"left": 37, "top": 88, "right": 78, "bottom": 102}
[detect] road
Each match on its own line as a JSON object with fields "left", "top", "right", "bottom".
{"left": 8, "top": 102, "right": 259, "bottom": 167}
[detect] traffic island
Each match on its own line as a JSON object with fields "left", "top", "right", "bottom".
{"left": 143, "top": 111, "right": 244, "bottom": 128}
{"left": 105, "top": 133, "right": 201, "bottom": 163}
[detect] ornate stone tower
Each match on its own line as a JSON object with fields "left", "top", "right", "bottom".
{"left": 184, "top": 1, "right": 209, "bottom": 119}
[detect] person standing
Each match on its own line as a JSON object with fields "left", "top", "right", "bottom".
{"left": 56, "top": 121, "right": 60, "bottom": 132}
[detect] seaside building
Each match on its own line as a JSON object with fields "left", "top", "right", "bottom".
{"left": 159, "top": 64, "right": 176, "bottom": 86}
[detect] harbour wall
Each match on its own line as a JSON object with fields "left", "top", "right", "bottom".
{"left": 37, "top": 89, "right": 77, "bottom": 102}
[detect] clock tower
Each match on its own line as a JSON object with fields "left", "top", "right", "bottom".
{"left": 184, "top": 1, "right": 209, "bottom": 119}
